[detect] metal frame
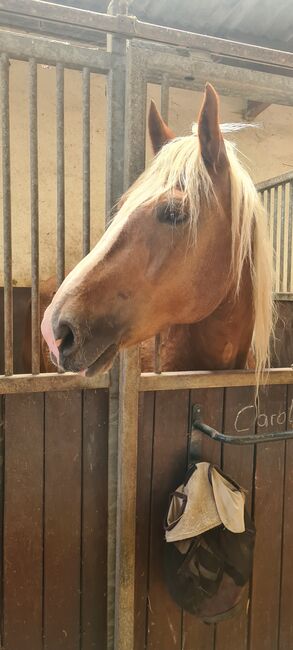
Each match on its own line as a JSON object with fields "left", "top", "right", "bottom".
{"left": 192, "top": 404, "right": 293, "bottom": 445}
{"left": 2, "top": 3, "right": 293, "bottom": 649}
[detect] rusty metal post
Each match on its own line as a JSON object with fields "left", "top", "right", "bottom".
{"left": 114, "top": 43, "right": 146, "bottom": 650}
{"left": 82, "top": 66, "right": 91, "bottom": 256}
{"left": 106, "top": 2, "right": 128, "bottom": 648}
{"left": 154, "top": 74, "right": 170, "bottom": 374}
{"left": 1, "top": 53, "right": 13, "bottom": 376}
{"left": 56, "top": 62, "right": 65, "bottom": 287}
{"left": 29, "top": 57, "right": 40, "bottom": 374}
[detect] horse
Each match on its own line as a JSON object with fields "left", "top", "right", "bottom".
{"left": 40, "top": 83, "right": 274, "bottom": 380}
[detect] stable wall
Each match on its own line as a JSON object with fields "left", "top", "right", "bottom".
{"left": 1, "top": 59, "right": 293, "bottom": 286}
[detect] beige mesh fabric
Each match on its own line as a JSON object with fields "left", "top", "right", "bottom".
{"left": 166, "top": 463, "right": 245, "bottom": 544}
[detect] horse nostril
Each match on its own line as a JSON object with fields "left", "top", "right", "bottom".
{"left": 55, "top": 320, "right": 76, "bottom": 356}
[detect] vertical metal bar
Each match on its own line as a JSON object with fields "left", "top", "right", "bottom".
{"left": 153, "top": 74, "right": 170, "bottom": 374}
{"left": 273, "top": 186, "right": 279, "bottom": 293}
{"left": 1, "top": 54, "right": 13, "bottom": 376}
{"left": 82, "top": 67, "right": 90, "bottom": 257}
{"left": 29, "top": 58, "right": 40, "bottom": 374}
{"left": 106, "top": 3, "right": 128, "bottom": 648}
{"left": 287, "top": 181, "right": 293, "bottom": 293}
{"left": 280, "top": 183, "right": 286, "bottom": 292}
{"left": 56, "top": 63, "right": 65, "bottom": 287}
{"left": 160, "top": 73, "right": 169, "bottom": 123}
{"left": 115, "top": 43, "right": 146, "bottom": 650}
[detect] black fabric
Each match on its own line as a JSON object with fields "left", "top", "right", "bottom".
{"left": 164, "top": 463, "right": 256, "bottom": 623}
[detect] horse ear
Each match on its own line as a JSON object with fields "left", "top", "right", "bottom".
{"left": 148, "top": 100, "right": 175, "bottom": 154}
{"left": 198, "top": 83, "right": 228, "bottom": 170}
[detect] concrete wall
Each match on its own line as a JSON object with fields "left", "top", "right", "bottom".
{"left": 0, "top": 59, "right": 293, "bottom": 286}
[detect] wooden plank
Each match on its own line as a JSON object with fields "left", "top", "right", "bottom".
{"left": 243, "top": 101, "right": 270, "bottom": 120}
{"left": 3, "top": 393, "right": 44, "bottom": 650}
{"left": 249, "top": 384, "right": 286, "bottom": 650}
{"left": 147, "top": 390, "right": 189, "bottom": 649}
{"left": 215, "top": 386, "right": 255, "bottom": 650}
{"left": 0, "top": 396, "right": 4, "bottom": 649}
{"left": 0, "top": 372, "right": 109, "bottom": 394}
{"left": 134, "top": 392, "right": 155, "bottom": 650}
{"left": 139, "top": 369, "right": 293, "bottom": 392}
{"left": 183, "top": 388, "right": 223, "bottom": 650}
{"left": 115, "top": 347, "right": 140, "bottom": 650}
{"left": 81, "top": 389, "right": 109, "bottom": 650}
{"left": 278, "top": 384, "right": 293, "bottom": 650}
{"left": 44, "top": 390, "right": 82, "bottom": 650}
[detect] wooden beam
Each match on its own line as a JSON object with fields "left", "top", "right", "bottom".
{"left": 139, "top": 368, "right": 293, "bottom": 391}
{"left": 244, "top": 100, "right": 271, "bottom": 120}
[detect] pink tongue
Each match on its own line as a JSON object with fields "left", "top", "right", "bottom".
{"left": 41, "top": 305, "right": 60, "bottom": 366}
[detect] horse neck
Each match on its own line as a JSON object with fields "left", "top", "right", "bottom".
{"left": 140, "top": 259, "right": 254, "bottom": 372}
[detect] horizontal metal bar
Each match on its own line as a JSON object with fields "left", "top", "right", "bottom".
{"left": 1, "top": 52, "right": 13, "bottom": 376}
{"left": 0, "top": 372, "right": 109, "bottom": 394}
{"left": 192, "top": 419, "right": 293, "bottom": 446}
{"left": 256, "top": 171, "right": 293, "bottom": 192}
{"left": 274, "top": 293, "right": 293, "bottom": 301}
{"left": 139, "top": 368, "right": 293, "bottom": 391}
{"left": 0, "top": 10, "right": 107, "bottom": 46}
{"left": 1, "top": 0, "right": 293, "bottom": 71}
{"left": 0, "top": 28, "right": 112, "bottom": 72}
{"left": 56, "top": 62, "right": 65, "bottom": 287}
{"left": 141, "top": 43, "right": 293, "bottom": 107}
{"left": 29, "top": 57, "right": 40, "bottom": 374}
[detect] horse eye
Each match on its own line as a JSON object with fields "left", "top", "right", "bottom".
{"left": 156, "top": 203, "right": 187, "bottom": 225}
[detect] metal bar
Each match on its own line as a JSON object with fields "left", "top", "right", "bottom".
{"left": 287, "top": 181, "right": 293, "bottom": 293}
{"left": 82, "top": 67, "right": 90, "bottom": 256}
{"left": 279, "top": 183, "right": 286, "bottom": 292}
{"left": 274, "top": 292, "right": 293, "bottom": 301}
{"left": 153, "top": 74, "right": 169, "bottom": 373}
{"left": 140, "top": 42, "right": 293, "bottom": 107}
{"left": 114, "top": 42, "right": 146, "bottom": 650}
{"left": 192, "top": 418, "right": 293, "bottom": 446}
{"left": 273, "top": 186, "right": 279, "bottom": 292}
{"left": 256, "top": 171, "right": 293, "bottom": 192}
{"left": 139, "top": 368, "right": 293, "bottom": 391}
{"left": 0, "top": 28, "right": 112, "bottom": 72}
{"left": 2, "top": 0, "right": 293, "bottom": 71}
{"left": 56, "top": 62, "right": 65, "bottom": 287}
{"left": 154, "top": 334, "right": 162, "bottom": 374}
{"left": 106, "top": 2, "right": 127, "bottom": 645}
{"left": 1, "top": 53, "right": 13, "bottom": 376}
{"left": 160, "top": 73, "right": 169, "bottom": 123}
{"left": 29, "top": 58, "right": 40, "bottom": 374}
{"left": 0, "top": 372, "right": 109, "bottom": 393}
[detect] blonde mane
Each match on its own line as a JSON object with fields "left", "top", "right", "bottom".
{"left": 119, "top": 127, "right": 274, "bottom": 382}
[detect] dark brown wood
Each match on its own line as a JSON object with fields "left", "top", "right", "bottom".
{"left": 278, "top": 384, "right": 293, "bottom": 650}
{"left": 81, "top": 389, "right": 108, "bottom": 650}
{"left": 43, "top": 390, "right": 82, "bottom": 650}
{"left": 147, "top": 390, "right": 189, "bottom": 649}
{"left": 215, "top": 386, "right": 255, "bottom": 650}
{"left": 244, "top": 101, "right": 270, "bottom": 120}
{"left": 135, "top": 392, "right": 155, "bottom": 650}
{"left": 183, "top": 388, "right": 223, "bottom": 650}
{"left": 3, "top": 393, "right": 44, "bottom": 650}
{"left": 249, "top": 384, "right": 286, "bottom": 650}
{"left": 0, "top": 396, "right": 4, "bottom": 649}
